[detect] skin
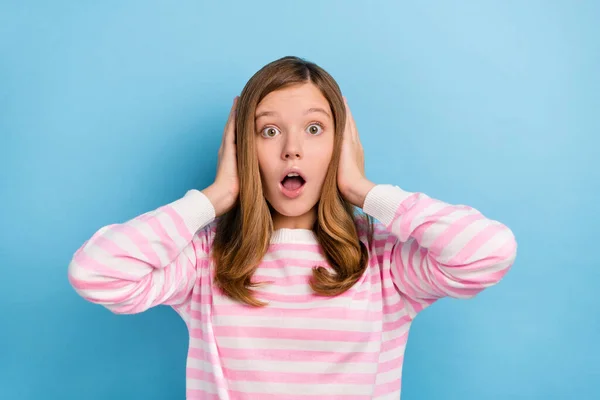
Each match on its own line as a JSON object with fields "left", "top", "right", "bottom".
{"left": 202, "top": 84, "right": 376, "bottom": 229}
{"left": 254, "top": 83, "right": 335, "bottom": 230}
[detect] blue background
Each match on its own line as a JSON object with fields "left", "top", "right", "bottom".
{"left": 1, "top": 1, "right": 598, "bottom": 399}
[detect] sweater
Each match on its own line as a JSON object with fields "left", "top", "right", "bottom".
{"left": 68, "top": 184, "right": 517, "bottom": 399}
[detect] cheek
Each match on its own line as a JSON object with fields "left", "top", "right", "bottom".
{"left": 256, "top": 146, "right": 277, "bottom": 189}
{"left": 308, "top": 142, "right": 334, "bottom": 182}
{"left": 315, "top": 138, "right": 334, "bottom": 164}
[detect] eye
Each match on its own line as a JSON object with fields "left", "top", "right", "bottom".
{"left": 306, "top": 123, "right": 323, "bottom": 136}
{"left": 261, "top": 126, "right": 280, "bottom": 138}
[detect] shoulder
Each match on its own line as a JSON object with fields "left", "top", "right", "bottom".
{"left": 192, "top": 218, "right": 219, "bottom": 255}
{"left": 353, "top": 212, "right": 395, "bottom": 251}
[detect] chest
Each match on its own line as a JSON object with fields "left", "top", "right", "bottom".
{"left": 209, "top": 259, "right": 384, "bottom": 358}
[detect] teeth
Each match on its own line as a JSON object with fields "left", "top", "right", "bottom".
{"left": 287, "top": 173, "right": 300, "bottom": 177}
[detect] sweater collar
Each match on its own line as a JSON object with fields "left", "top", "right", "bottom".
{"left": 270, "top": 228, "right": 318, "bottom": 244}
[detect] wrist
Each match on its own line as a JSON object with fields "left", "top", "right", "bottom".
{"left": 201, "top": 184, "right": 234, "bottom": 217}
{"left": 348, "top": 179, "right": 376, "bottom": 209}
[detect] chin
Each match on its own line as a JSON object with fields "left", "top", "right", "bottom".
{"left": 269, "top": 202, "right": 315, "bottom": 217}
{"left": 266, "top": 193, "right": 318, "bottom": 219}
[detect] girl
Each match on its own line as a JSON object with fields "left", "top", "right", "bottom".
{"left": 68, "top": 56, "right": 517, "bottom": 399}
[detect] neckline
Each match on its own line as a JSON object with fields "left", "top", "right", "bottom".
{"left": 270, "top": 228, "right": 318, "bottom": 244}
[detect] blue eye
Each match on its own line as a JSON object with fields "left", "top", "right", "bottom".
{"left": 307, "top": 123, "right": 323, "bottom": 135}
{"left": 261, "top": 127, "right": 280, "bottom": 138}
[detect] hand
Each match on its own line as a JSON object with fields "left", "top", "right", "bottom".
{"left": 202, "top": 97, "right": 239, "bottom": 217}
{"left": 337, "top": 97, "right": 376, "bottom": 208}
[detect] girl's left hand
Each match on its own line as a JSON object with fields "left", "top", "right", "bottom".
{"left": 337, "top": 97, "right": 376, "bottom": 208}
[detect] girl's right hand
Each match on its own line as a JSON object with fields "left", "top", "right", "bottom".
{"left": 202, "top": 97, "right": 239, "bottom": 217}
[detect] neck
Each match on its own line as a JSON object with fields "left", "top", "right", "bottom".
{"left": 271, "top": 206, "right": 317, "bottom": 230}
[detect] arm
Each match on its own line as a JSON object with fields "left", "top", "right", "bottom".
{"left": 68, "top": 189, "right": 216, "bottom": 314}
{"left": 363, "top": 184, "right": 517, "bottom": 311}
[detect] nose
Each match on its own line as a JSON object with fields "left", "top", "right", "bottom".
{"left": 281, "top": 132, "right": 303, "bottom": 160}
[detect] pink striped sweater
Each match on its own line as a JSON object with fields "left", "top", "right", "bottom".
{"left": 68, "top": 184, "right": 517, "bottom": 399}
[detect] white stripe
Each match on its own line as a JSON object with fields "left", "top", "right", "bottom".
{"left": 189, "top": 356, "right": 378, "bottom": 375}
{"left": 226, "top": 380, "right": 374, "bottom": 396}
{"left": 467, "top": 227, "right": 515, "bottom": 263}
{"left": 212, "top": 313, "right": 381, "bottom": 332}
{"left": 186, "top": 377, "right": 219, "bottom": 393}
{"left": 262, "top": 249, "right": 325, "bottom": 262}
{"left": 95, "top": 230, "right": 149, "bottom": 279}
{"left": 405, "top": 201, "right": 449, "bottom": 242}
{"left": 437, "top": 217, "right": 495, "bottom": 262}
{"left": 215, "top": 337, "right": 381, "bottom": 353}
{"left": 379, "top": 339, "right": 408, "bottom": 363}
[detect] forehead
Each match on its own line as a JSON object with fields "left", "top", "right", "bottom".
{"left": 255, "top": 83, "right": 331, "bottom": 116}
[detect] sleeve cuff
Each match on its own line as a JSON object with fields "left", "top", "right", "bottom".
{"left": 169, "top": 189, "right": 216, "bottom": 234}
{"left": 363, "top": 184, "right": 415, "bottom": 226}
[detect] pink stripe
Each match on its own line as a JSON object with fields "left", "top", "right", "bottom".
{"left": 372, "top": 378, "right": 401, "bottom": 397}
{"left": 448, "top": 223, "right": 501, "bottom": 264}
{"left": 187, "top": 367, "right": 219, "bottom": 382}
{"left": 268, "top": 243, "right": 324, "bottom": 253}
{"left": 409, "top": 296, "right": 433, "bottom": 314}
{"left": 448, "top": 240, "right": 516, "bottom": 273}
{"left": 453, "top": 229, "right": 516, "bottom": 267}
{"left": 170, "top": 260, "right": 196, "bottom": 304}
{"left": 93, "top": 234, "right": 128, "bottom": 261}
{"left": 221, "top": 366, "right": 375, "bottom": 385}
{"left": 72, "top": 250, "right": 138, "bottom": 281}
{"left": 157, "top": 256, "right": 195, "bottom": 306}
{"left": 418, "top": 246, "right": 449, "bottom": 297}
{"left": 162, "top": 205, "right": 195, "bottom": 241}
{"left": 80, "top": 276, "right": 154, "bottom": 314}
{"left": 256, "top": 258, "right": 324, "bottom": 269}
{"left": 192, "top": 292, "right": 218, "bottom": 305}
{"left": 68, "top": 275, "right": 130, "bottom": 291}
{"left": 189, "top": 346, "right": 379, "bottom": 364}
{"left": 397, "top": 197, "right": 439, "bottom": 240}
{"left": 252, "top": 287, "right": 381, "bottom": 303}
{"left": 427, "top": 213, "right": 484, "bottom": 257}
{"left": 186, "top": 390, "right": 219, "bottom": 400}
{"left": 402, "top": 204, "right": 457, "bottom": 243}
{"left": 146, "top": 217, "right": 178, "bottom": 260}
{"left": 208, "top": 305, "right": 384, "bottom": 322}
{"left": 227, "top": 391, "right": 371, "bottom": 400}
{"left": 113, "top": 223, "right": 162, "bottom": 267}
{"left": 382, "top": 314, "right": 412, "bottom": 331}
{"left": 381, "top": 294, "right": 415, "bottom": 315}
{"left": 251, "top": 274, "right": 311, "bottom": 286}
{"left": 198, "top": 326, "right": 379, "bottom": 343}
{"left": 156, "top": 264, "right": 173, "bottom": 305}
{"left": 426, "top": 265, "right": 485, "bottom": 297}
{"left": 388, "top": 244, "right": 422, "bottom": 299}
{"left": 380, "top": 330, "right": 409, "bottom": 353}
{"left": 396, "top": 192, "right": 422, "bottom": 215}
{"left": 378, "top": 355, "right": 404, "bottom": 374}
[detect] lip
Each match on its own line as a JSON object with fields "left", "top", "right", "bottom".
{"left": 279, "top": 167, "right": 307, "bottom": 199}
{"left": 279, "top": 167, "right": 307, "bottom": 183}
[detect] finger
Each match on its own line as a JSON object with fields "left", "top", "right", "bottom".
{"left": 223, "top": 96, "right": 238, "bottom": 148}
{"left": 344, "top": 97, "right": 359, "bottom": 143}
{"left": 342, "top": 96, "right": 352, "bottom": 141}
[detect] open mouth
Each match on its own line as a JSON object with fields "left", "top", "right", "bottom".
{"left": 280, "top": 172, "right": 306, "bottom": 199}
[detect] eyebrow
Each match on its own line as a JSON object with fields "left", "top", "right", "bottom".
{"left": 255, "top": 107, "right": 331, "bottom": 120}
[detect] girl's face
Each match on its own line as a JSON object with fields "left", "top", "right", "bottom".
{"left": 255, "top": 82, "right": 335, "bottom": 230}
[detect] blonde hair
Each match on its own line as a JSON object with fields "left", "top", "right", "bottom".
{"left": 212, "top": 56, "right": 374, "bottom": 306}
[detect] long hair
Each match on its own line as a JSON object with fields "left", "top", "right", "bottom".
{"left": 212, "top": 56, "right": 374, "bottom": 307}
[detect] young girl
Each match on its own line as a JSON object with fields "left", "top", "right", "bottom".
{"left": 68, "top": 56, "right": 517, "bottom": 399}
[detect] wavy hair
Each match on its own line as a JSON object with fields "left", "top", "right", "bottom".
{"left": 212, "top": 56, "right": 374, "bottom": 306}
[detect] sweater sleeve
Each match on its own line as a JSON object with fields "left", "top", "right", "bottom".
{"left": 68, "top": 189, "right": 216, "bottom": 314}
{"left": 363, "top": 184, "right": 517, "bottom": 311}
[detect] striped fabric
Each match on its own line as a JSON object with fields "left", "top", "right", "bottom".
{"left": 68, "top": 184, "right": 517, "bottom": 399}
